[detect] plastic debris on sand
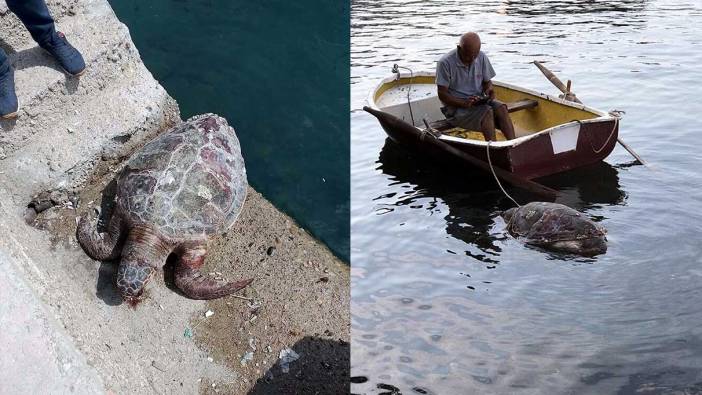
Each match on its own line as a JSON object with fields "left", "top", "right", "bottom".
{"left": 279, "top": 348, "right": 301, "bottom": 373}
{"left": 240, "top": 351, "right": 254, "bottom": 367}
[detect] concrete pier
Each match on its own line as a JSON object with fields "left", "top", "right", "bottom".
{"left": 0, "top": 1, "right": 349, "bottom": 393}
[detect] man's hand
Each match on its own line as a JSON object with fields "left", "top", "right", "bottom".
{"left": 485, "top": 86, "right": 495, "bottom": 100}
{"left": 465, "top": 96, "right": 481, "bottom": 107}
{"left": 439, "top": 85, "right": 480, "bottom": 110}
{"left": 482, "top": 80, "right": 495, "bottom": 100}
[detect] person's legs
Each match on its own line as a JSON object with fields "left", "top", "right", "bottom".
{"left": 6, "top": 0, "right": 85, "bottom": 76}
{"left": 479, "top": 108, "right": 496, "bottom": 141}
{"left": 491, "top": 100, "right": 516, "bottom": 140}
{"left": 450, "top": 105, "right": 491, "bottom": 134}
{"left": 6, "top": 0, "right": 56, "bottom": 45}
{"left": 0, "top": 48, "right": 19, "bottom": 119}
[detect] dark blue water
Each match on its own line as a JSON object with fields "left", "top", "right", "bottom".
{"left": 109, "top": 0, "right": 350, "bottom": 261}
{"left": 352, "top": 1, "right": 702, "bottom": 393}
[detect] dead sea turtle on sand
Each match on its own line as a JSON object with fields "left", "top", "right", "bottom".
{"left": 77, "top": 114, "right": 252, "bottom": 304}
{"left": 501, "top": 202, "right": 607, "bottom": 256}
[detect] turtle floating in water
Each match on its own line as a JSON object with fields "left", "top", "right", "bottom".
{"left": 77, "top": 114, "right": 252, "bottom": 304}
{"left": 501, "top": 202, "right": 607, "bottom": 256}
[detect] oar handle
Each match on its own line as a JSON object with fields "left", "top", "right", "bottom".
{"left": 533, "top": 61, "right": 568, "bottom": 93}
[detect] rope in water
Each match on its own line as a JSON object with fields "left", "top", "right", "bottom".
{"left": 486, "top": 140, "right": 521, "bottom": 207}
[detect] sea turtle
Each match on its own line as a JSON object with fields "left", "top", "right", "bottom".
{"left": 501, "top": 202, "right": 607, "bottom": 256}
{"left": 77, "top": 113, "right": 252, "bottom": 304}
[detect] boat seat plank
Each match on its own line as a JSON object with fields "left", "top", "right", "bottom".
{"left": 506, "top": 99, "right": 539, "bottom": 112}
{"left": 429, "top": 99, "right": 539, "bottom": 131}
{"left": 428, "top": 118, "right": 453, "bottom": 131}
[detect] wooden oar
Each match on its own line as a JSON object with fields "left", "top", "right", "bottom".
{"left": 533, "top": 61, "right": 648, "bottom": 167}
{"left": 363, "top": 106, "right": 560, "bottom": 199}
{"left": 533, "top": 61, "right": 581, "bottom": 103}
{"left": 615, "top": 137, "right": 648, "bottom": 166}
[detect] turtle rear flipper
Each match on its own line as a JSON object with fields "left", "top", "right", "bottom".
{"left": 174, "top": 247, "right": 252, "bottom": 300}
{"left": 76, "top": 213, "right": 125, "bottom": 261}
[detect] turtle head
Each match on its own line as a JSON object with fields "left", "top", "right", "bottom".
{"left": 501, "top": 207, "right": 517, "bottom": 222}
{"left": 116, "top": 261, "right": 154, "bottom": 306}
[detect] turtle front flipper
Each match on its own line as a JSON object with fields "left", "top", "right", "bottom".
{"left": 76, "top": 212, "right": 125, "bottom": 261}
{"left": 174, "top": 246, "right": 253, "bottom": 300}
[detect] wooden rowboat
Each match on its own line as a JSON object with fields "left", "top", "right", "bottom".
{"left": 364, "top": 72, "right": 619, "bottom": 180}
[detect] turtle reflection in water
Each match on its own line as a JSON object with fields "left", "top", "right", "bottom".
{"left": 501, "top": 202, "right": 607, "bottom": 256}
{"left": 77, "top": 113, "right": 252, "bottom": 305}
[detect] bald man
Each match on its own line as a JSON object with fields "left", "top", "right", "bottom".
{"left": 436, "top": 32, "right": 515, "bottom": 141}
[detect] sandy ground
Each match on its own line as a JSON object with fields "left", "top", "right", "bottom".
{"left": 197, "top": 188, "right": 350, "bottom": 394}
{"left": 29, "top": 157, "right": 350, "bottom": 394}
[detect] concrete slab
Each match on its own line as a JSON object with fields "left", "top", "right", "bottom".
{"left": 0, "top": 251, "right": 105, "bottom": 394}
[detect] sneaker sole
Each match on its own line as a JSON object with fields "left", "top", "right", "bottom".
{"left": 71, "top": 67, "right": 87, "bottom": 77}
{"left": 61, "top": 66, "right": 86, "bottom": 77}
{"left": 1, "top": 111, "right": 18, "bottom": 120}
{"left": 1, "top": 98, "right": 19, "bottom": 120}
{"left": 1, "top": 98, "right": 20, "bottom": 120}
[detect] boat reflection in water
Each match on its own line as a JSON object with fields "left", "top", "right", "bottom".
{"left": 376, "top": 138, "right": 627, "bottom": 262}
{"left": 540, "top": 160, "right": 629, "bottom": 211}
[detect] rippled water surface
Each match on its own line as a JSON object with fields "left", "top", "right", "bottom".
{"left": 351, "top": 1, "right": 702, "bottom": 393}
{"left": 109, "top": 0, "right": 349, "bottom": 260}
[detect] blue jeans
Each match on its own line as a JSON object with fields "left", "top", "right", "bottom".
{"left": 0, "top": 0, "right": 56, "bottom": 68}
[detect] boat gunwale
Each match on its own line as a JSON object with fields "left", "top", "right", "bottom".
{"left": 366, "top": 71, "right": 617, "bottom": 149}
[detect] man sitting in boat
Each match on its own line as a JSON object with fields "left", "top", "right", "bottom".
{"left": 436, "top": 32, "right": 516, "bottom": 141}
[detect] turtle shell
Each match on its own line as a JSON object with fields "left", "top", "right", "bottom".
{"left": 116, "top": 113, "right": 247, "bottom": 238}
{"left": 504, "top": 202, "right": 606, "bottom": 244}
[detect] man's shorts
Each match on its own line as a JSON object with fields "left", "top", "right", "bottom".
{"left": 441, "top": 100, "right": 505, "bottom": 131}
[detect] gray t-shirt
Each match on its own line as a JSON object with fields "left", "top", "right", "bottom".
{"left": 436, "top": 48, "right": 496, "bottom": 100}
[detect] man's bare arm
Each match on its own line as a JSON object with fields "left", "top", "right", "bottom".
{"left": 437, "top": 85, "right": 477, "bottom": 108}
{"left": 482, "top": 80, "right": 495, "bottom": 99}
